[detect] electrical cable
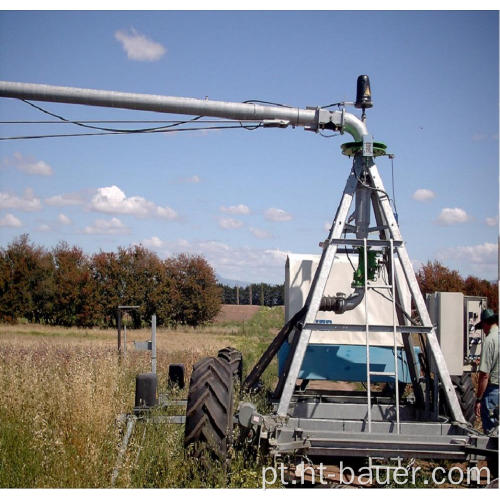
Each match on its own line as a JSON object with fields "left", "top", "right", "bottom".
{"left": 354, "top": 168, "right": 391, "bottom": 202}
{"left": 0, "top": 124, "right": 260, "bottom": 141}
{"left": 241, "top": 99, "right": 291, "bottom": 108}
{"left": 318, "top": 131, "right": 339, "bottom": 138}
{"left": 320, "top": 102, "right": 343, "bottom": 109}
{"left": 19, "top": 98, "right": 204, "bottom": 133}
{"left": 0, "top": 119, "right": 264, "bottom": 125}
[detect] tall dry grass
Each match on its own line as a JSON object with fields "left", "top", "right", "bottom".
{"left": 0, "top": 307, "right": 283, "bottom": 487}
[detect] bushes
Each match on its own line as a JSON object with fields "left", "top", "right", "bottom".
{"left": 0, "top": 234, "right": 221, "bottom": 327}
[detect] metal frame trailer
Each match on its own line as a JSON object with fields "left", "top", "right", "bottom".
{"left": 1, "top": 77, "right": 496, "bottom": 471}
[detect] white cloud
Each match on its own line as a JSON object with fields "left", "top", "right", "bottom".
{"left": 0, "top": 213, "right": 22, "bottom": 227}
{"left": 90, "top": 185, "right": 178, "bottom": 220}
{"left": 180, "top": 175, "right": 201, "bottom": 183}
{"left": 0, "top": 188, "right": 42, "bottom": 211}
{"left": 115, "top": 28, "right": 166, "bottom": 62}
{"left": 436, "top": 207, "right": 471, "bottom": 226}
{"left": 485, "top": 216, "right": 498, "bottom": 227}
{"left": 265, "top": 207, "right": 292, "bottom": 222}
{"left": 57, "top": 213, "right": 71, "bottom": 225}
{"left": 324, "top": 221, "right": 331, "bottom": 232}
{"left": 220, "top": 204, "right": 250, "bottom": 215}
{"left": 45, "top": 192, "right": 84, "bottom": 206}
{"left": 437, "top": 242, "right": 498, "bottom": 278}
{"left": 84, "top": 217, "right": 129, "bottom": 235}
{"left": 162, "top": 238, "right": 289, "bottom": 283}
{"left": 4, "top": 152, "right": 53, "bottom": 176}
{"left": 142, "top": 236, "right": 165, "bottom": 248}
{"left": 249, "top": 227, "right": 272, "bottom": 239}
{"left": 218, "top": 217, "right": 244, "bottom": 230}
{"left": 37, "top": 224, "right": 51, "bottom": 232}
{"left": 412, "top": 188, "right": 436, "bottom": 202}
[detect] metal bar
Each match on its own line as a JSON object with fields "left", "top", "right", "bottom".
{"left": 329, "top": 238, "right": 403, "bottom": 247}
{"left": 117, "top": 309, "right": 122, "bottom": 355}
{"left": 390, "top": 239, "right": 400, "bottom": 434}
{"left": 277, "top": 159, "right": 362, "bottom": 416}
{"left": 370, "top": 193, "right": 425, "bottom": 409}
{"left": 291, "top": 401, "right": 416, "bottom": 420}
{"left": 368, "top": 161, "right": 466, "bottom": 423}
{"left": 146, "top": 415, "right": 186, "bottom": 424}
{"left": 303, "top": 323, "right": 432, "bottom": 334}
{"left": 123, "top": 324, "right": 127, "bottom": 358}
{"left": 159, "top": 399, "right": 187, "bottom": 407}
{"left": 363, "top": 236, "right": 372, "bottom": 432}
{"left": 303, "top": 446, "right": 466, "bottom": 460}
{"left": 111, "top": 415, "right": 136, "bottom": 486}
{"left": 272, "top": 311, "right": 304, "bottom": 399}
{"left": 151, "top": 314, "right": 157, "bottom": 375}
{"left": 0, "top": 81, "right": 368, "bottom": 140}
{"left": 369, "top": 371, "right": 396, "bottom": 376}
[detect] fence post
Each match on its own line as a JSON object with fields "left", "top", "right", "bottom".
{"left": 117, "top": 309, "right": 122, "bottom": 355}
{"left": 151, "top": 314, "right": 157, "bottom": 375}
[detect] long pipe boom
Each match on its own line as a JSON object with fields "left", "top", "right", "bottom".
{"left": 0, "top": 81, "right": 368, "bottom": 141}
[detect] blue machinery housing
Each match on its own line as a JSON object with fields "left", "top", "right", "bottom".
{"left": 278, "top": 342, "right": 417, "bottom": 383}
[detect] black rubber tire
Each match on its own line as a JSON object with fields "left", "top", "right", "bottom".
{"left": 382, "top": 382, "right": 407, "bottom": 400}
{"left": 217, "top": 347, "right": 243, "bottom": 383}
{"left": 184, "top": 356, "right": 234, "bottom": 459}
{"left": 451, "top": 373, "right": 476, "bottom": 425}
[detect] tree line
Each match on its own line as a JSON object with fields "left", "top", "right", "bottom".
{"left": 416, "top": 260, "right": 498, "bottom": 312}
{"left": 0, "top": 234, "right": 222, "bottom": 327}
{"left": 0, "top": 235, "right": 496, "bottom": 328}
{"left": 219, "top": 282, "right": 284, "bottom": 306}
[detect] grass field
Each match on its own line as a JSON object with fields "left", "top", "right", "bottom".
{"left": 0, "top": 306, "right": 282, "bottom": 488}
{"left": 1, "top": 306, "right": 494, "bottom": 489}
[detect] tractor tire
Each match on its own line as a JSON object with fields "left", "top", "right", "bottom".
{"left": 451, "top": 373, "right": 476, "bottom": 425}
{"left": 217, "top": 347, "right": 243, "bottom": 383}
{"left": 184, "top": 356, "right": 234, "bottom": 459}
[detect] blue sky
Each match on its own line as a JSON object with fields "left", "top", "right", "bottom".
{"left": 0, "top": 10, "right": 498, "bottom": 283}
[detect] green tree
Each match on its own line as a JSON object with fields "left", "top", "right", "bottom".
{"left": 0, "top": 235, "right": 54, "bottom": 323}
{"left": 51, "top": 242, "right": 97, "bottom": 327}
{"left": 165, "top": 253, "right": 221, "bottom": 326}
{"left": 416, "top": 260, "right": 464, "bottom": 297}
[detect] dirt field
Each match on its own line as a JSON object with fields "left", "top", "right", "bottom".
{"left": 214, "top": 304, "right": 262, "bottom": 322}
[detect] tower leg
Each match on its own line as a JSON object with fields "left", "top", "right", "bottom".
{"left": 277, "top": 158, "right": 362, "bottom": 416}
{"left": 367, "top": 161, "right": 466, "bottom": 423}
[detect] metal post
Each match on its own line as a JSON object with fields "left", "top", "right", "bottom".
{"left": 111, "top": 415, "right": 136, "bottom": 486}
{"left": 123, "top": 325, "right": 127, "bottom": 358}
{"left": 151, "top": 314, "right": 157, "bottom": 375}
{"left": 236, "top": 286, "right": 240, "bottom": 305}
{"left": 117, "top": 309, "right": 122, "bottom": 355}
{"left": 261, "top": 283, "right": 265, "bottom": 306}
{"left": 249, "top": 284, "right": 253, "bottom": 305}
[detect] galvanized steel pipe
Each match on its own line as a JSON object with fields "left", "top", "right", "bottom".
{"left": 0, "top": 81, "right": 368, "bottom": 141}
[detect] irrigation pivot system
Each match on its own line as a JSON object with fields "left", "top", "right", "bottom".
{"left": 1, "top": 76, "right": 497, "bottom": 482}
